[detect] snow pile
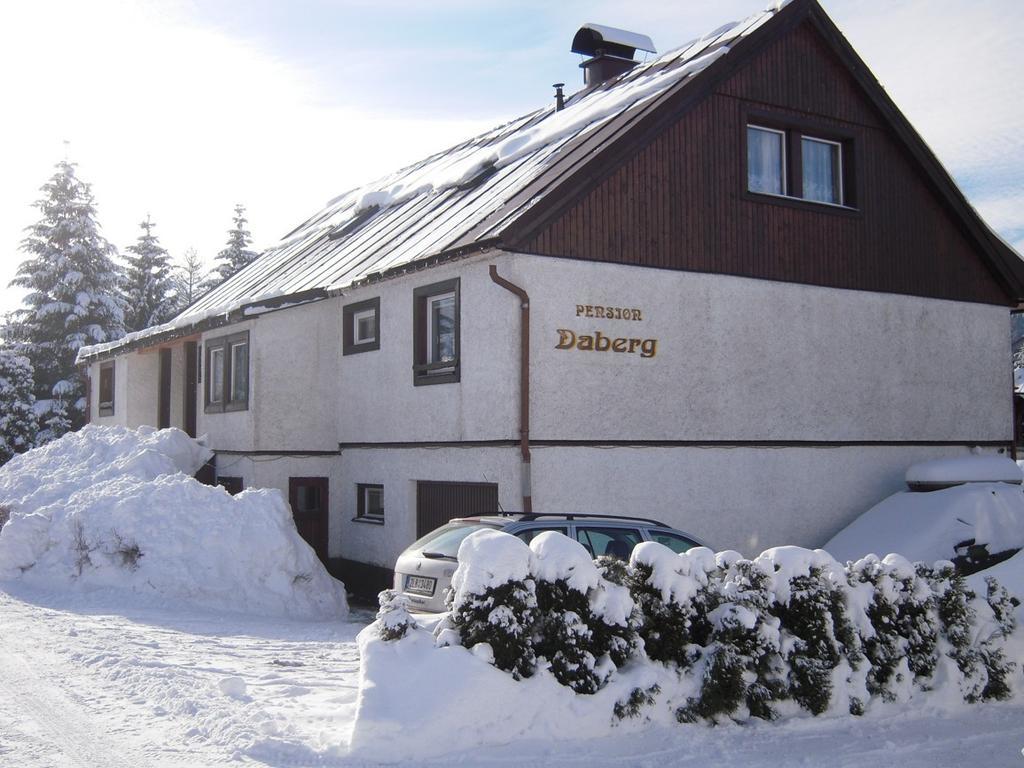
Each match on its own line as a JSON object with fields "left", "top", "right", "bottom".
{"left": 0, "top": 425, "right": 347, "bottom": 620}
{"left": 351, "top": 537, "right": 1018, "bottom": 761}
{"left": 906, "top": 454, "right": 1022, "bottom": 489}
{"left": 824, "top": 482, "right": 1024, "bottom": 564}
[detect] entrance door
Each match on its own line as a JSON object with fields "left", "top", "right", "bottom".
{"left": 289, "top": 477, "right": 329, "bottom": 563}
{"left": 158, "top": 348, "right": 172, "bottom": 429}
{"left": 183, "top": 341, "right": 197, "bottom": 438}
{"left": 415, "top": 481, "right": 499, "bottom": 538}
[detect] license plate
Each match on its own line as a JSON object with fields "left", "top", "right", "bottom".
{"left": 405, "top": 575, "right": 436, "bottom": 596}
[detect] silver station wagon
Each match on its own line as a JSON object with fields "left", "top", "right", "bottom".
{"left": 393, "top": 513, "right": 708, "bottom": 613}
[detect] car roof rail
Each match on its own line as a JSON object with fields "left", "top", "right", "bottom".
{"left": 502, "top": 511, "right": 670, "bottom": 527}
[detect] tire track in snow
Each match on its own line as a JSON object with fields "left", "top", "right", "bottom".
{"left": 0, "top": 635, "right": 139, "bottom": 768}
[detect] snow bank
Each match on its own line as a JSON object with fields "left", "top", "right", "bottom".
{"left": 350, "top": 626, "right": 679, "bottom": 762}
{"left": 0, "top": 426, "right": 347, "bottom": 620}
{"left": 823, "top": 482, "right": 1024, "bottom": 564}
{"left": 906, "top": 455, "right": 1022, "bottom": 489}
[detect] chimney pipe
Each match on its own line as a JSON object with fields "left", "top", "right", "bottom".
{"left": 571, "top": 24, "right": 656, "bottom": 88}
{"left": 553, "top": 83, "right": 565, "bottom": 111}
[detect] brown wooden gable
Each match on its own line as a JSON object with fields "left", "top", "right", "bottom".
{"left": 512, "top": 18, "right": 1011, "bottom": 306}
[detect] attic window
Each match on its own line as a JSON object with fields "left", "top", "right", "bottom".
{"left": 746, "top": 121, "right": 856, "bottom": 209}
{"left": 328, "top": 205, "right": 380, "bottom": 241}
{"left": 343, "top": 297, "right": 380, "bottom": 356}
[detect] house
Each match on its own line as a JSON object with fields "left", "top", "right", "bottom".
{"left": 77, "top": 0, "right": 1024, "bottom": 596}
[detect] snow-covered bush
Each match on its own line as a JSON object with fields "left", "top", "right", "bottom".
{"left": 448, "top": 529, "right": 537, "bottom": 680}
{"left": 376, "top": 589, "right": 413, "bottom": 641}
{"left": 529, "top": 533, "right": 637, "bottom": 693}
{"left": 678, "top": 555, "right": 785, "bottom": 723}
{"left": 628, "top": 543, "right": 716, "bottom": 667}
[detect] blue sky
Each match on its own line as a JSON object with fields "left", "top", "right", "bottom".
{"left": 0, "top": 0, "right": 1021, "bottom": 314}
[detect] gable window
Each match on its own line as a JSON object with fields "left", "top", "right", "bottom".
{"left": 747, "top": 126, "right": 786, "bottom": 195}
{"left": 356, "top": 483, "right": 384, "bottom": 523}
{"left": 98, "top": 361, "right": 115, "bottom": 416}
{"left": 342, "top": 297, "right": 381, "bottom": 355}
{"left": 801, "top": 136, "right": 843, "bottom": 205}
{"left": 205, "top": 330, "right": 249, "bottom": 413}
{"left": 413, "top": 278, "right": 459, "bottom": 385}
{"left": 746, "top": 122, "right": 855, "bottom": 209}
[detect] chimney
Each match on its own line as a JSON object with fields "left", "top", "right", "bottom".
{"left": 553, "top": 83, "right": 565, "bottom": 111}
{"left": 571, "top": 24, "right": 656, "bottom": 87}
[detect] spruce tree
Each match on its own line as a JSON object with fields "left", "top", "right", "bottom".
{"left": 8, "top": 160, "right": 125, "bottom": 437}
{"left": 0, "top": 349, "right": 39, "bottom": 465}
{"left": 122, "top": 215, "right": 175, "bottom": 331}
{"left": 203, "top": 204, "right": 258, "bottom": 292}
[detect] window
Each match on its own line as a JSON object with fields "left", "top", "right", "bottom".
{"left": 98, "top": 361, "right": 115, "bottom": 416}
{"left": 575, "top": 526, "right": 644, "bottom": 560}
{"left": 204, "top": 330, "right": 249, "bottom": 413}
{"left": 647, "top": 530, "right": 699, "bottom": 554}
{"left": 413, "top": 278, "right": 459, "bottom": 385}
{"left": 217, "top": 476, "right": 243, "bottom": 495}
{"left": 801, "top": 136, "right": 843, "bottom": 205}
{"left": 357, "top": 483, "right": 384, "bottom": 522}
{"left": 747, "top": 125, "right": 786, "bottom": 195}
{"left": 342, "top": 297, "right": 380, "bottom": 355}
{"left": 746, "top": 122, "right": 854, "bottom": 208}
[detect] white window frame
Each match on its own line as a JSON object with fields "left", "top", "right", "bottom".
{"left": 747, "top": 124, "right": 787, "bottom": 196}
{"left": 426, "top": 290, "right": 456, "bottom": 367}
{"left": 801, "top": 135, "right": 844, "bottom": 206}
{"left": 358, "top": 483, "right": 384, "bottom": 521}
{"left": 209, "top": 347, "right": 224, "bottom": 405}
{"left": 352, "top": 308, "right": 376, "bottom": 345}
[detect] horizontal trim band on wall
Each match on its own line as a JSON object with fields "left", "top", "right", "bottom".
{"left": 336, "top": 439, "right": 1012, "bottom": 450}
{"left": 214, "top": 449, "right": 342, "bottom": 456}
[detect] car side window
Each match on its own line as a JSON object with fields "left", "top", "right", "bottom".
{"left": 648, "top": 530, "right": 698, "bottom": 554}
{"left": 514, "top": 527, "right": 567, "bottom": 546}
{"left": 575, "top": 527, "right": 643, "bottom": 559}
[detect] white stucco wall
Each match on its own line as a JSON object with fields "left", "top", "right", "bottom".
{"left": 89, "top": 353, "right": 159, "bottom": 429}
{"left": 197, "top": 298, "right": 343, "bottom": 452}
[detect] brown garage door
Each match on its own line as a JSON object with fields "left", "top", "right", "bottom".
{"left": 415, "top": 481, "right": 499, "bottom": 538}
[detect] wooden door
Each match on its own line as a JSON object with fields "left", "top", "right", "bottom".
{"left": 289, "top": 477, "right": 329, "bottom": 563}
{"left": 183, "top": 341, "right": 197, "bottom": 438}
{"left": 415, "top": 481, "right": 498, "bottom": 538}
{"left": 158, "top": 348, "right": 172, "bottom": 429}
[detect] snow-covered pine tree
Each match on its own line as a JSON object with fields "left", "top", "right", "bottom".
{"left": 0, "top": 349, "right": 39, "bottom": 465}
{"left": 8, "top": 160, "right": 125, "bottom": 438}
{"left": 977, "top": 576, "right": 1017, "bottom": 701}
{"left": 203, "top": 205, "right": 258, "bottom": 293}
{"left": 122, "top": 215, "right": 176, "bottom": 332}
{"left": 849, "top": 556, "right": 909, "bottom": 702}
{"left": 931, "top": 563, "right": 986, "bottom": 702}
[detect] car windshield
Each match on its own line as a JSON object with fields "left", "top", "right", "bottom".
{"left": 407, "top": 521, "right": 499, "bottom": 559}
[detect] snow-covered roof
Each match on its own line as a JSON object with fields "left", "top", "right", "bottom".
{"left": 78, "top": 2, "right": 791, "bottom": 362}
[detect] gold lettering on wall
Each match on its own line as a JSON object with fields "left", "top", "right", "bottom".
{"left": 555, "top": 329, "right": 657, "bottom": 358}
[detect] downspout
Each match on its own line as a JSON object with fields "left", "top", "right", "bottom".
{"left": 489, "top": 265, "right": 532, "bottom": 514}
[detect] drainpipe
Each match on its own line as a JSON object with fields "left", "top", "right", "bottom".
{"left": 489, "top": 265, "right": 532, "bottom": 514}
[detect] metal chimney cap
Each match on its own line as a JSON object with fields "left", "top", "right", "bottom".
{"left": 571, "top": 24, "right": 656, "bottom": 59}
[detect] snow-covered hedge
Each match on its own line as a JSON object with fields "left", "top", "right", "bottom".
{"left": 0, "top": 425, "right": 347, "bottom": 619}
{"left": 352, "top": 532, "right": 1020, "bottom": 760}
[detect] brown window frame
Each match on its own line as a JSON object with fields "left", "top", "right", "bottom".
{"left": 98, "top": 360, "right": 115, "bottom": 417}
{"left": 412, "top": 278, "right": 460, "bottom": 386}
{"left": 342, "top": 296, "right": 380, "bottom": 356}
{"left": 204, "top": 330, "right": 249, "bottom": 414}
{"left": 356, "top": 483, "right": 384, "bottom": 524}
{"left": 744, "top": 110, "right": 860, "bottom": 214}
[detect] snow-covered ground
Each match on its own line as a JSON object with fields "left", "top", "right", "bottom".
{"left": 1, "top": 582, "right": 1022, "bottom": 767}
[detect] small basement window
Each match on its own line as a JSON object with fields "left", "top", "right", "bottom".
{"left": 98, "top": 361, "right": 115, "bottom": 417}
{"left": 413, "top": 278, "right": 459, "bottom": 385}
{"left": 205, "top": 330, "right": 249, "bottom": 413}
{"left": 357, "top": 483, "right": 384, "bottom": 522}
{"left": 342, "top": 297, "right": 380, "bottom": 355}
{"left": 746, "top": 122, "right": 855, "bottom": 208}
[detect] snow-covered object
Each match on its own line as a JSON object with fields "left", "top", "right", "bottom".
{"left": 450, "top": 528, "right": 535, "bottom": 608}
{"left": 754, "top": 546, "right": 846, "bottom": 605}
{"left": 0, "top": 426, "right": 347, "bottom": 620}
{"left": 906, "top": 455, "right": 1022, "bottom": 489}
{"left": 530, "top": 530, "right": 600, "bottom": 593}
{"left": 631, "top": 542, "right": 717, "bottom": 606}
{"left": 823, "top": 483, "right": 1024, "bottom": 564}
